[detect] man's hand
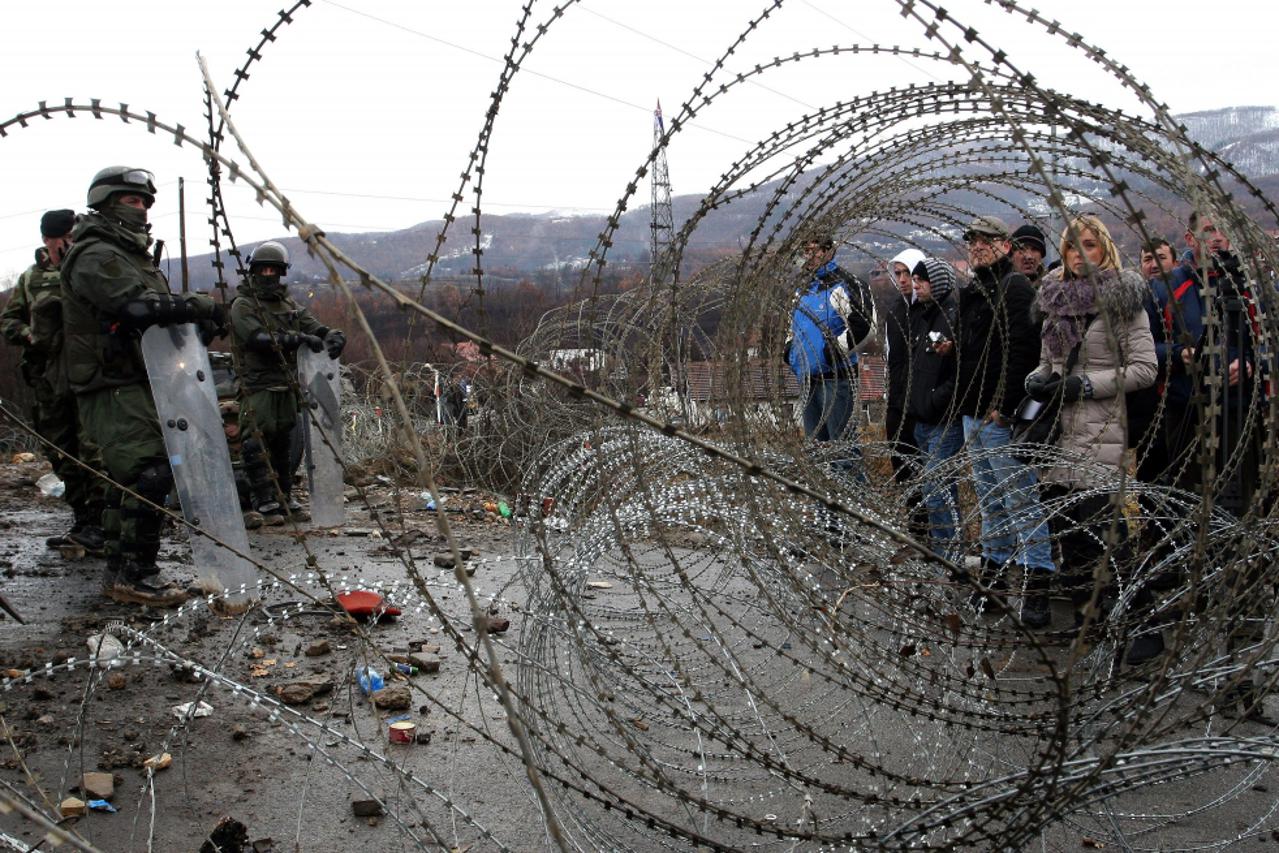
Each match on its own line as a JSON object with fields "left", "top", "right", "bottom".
{"left": 986, "top": 409, "right": 1007, "bottom": 427}
{"left": 1228, "top": 358, "right": 1252, "bottom": 387}
{"left": 932, "top": 339, "right": 954, "bottom": 357}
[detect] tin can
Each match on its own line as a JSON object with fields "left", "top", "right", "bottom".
{"left": 388, "top": 720, "right": 416, "bottom": 744}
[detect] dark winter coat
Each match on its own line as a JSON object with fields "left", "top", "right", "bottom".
{"left": 884, "top": 294, "right": 912, "bottom": 411}
{"left": 953, "top": 255, "right": 1040, "bottom": 419}
{"left": 905, "top": 290, "right": 960, "bottom": 425}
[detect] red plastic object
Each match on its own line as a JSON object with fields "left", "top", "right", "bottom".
{"left": 336, "top": 590, "right": 402, "bottom": 618}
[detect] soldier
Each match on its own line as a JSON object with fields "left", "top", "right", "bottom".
{"left": 1, "top": 209, "right": 107, "bottom": 554}
{"left": 230, "top": 241, "right": 345, "bottom": 525}
{"left": 61, "top": 166, "right": 224, "bottom": 606}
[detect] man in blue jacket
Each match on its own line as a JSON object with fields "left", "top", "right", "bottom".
{"left": 784, "top": 235, "right": 876, "bottom": 445}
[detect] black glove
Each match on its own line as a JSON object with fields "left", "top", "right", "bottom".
{"left": 323, "top": 329, "right": 346, "bottom": 359}
{"left": 300, "top": 333, "right": 325, "bottom": 353}
{"left": 1212, "top": 249, "right": 1243, "bottom": 278}
{"left": 782, "top": 340, "right": 792, "bottom": 365}
{"left": 1058, "top": 374, "right": 1087, "bottom": 403}
{"left": 1024, "top": 371, "right": 1059, "bottom": 403}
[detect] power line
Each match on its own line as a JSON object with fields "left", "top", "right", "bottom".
{"left": 318, "top": 0, "right": 755, "bottom": 144}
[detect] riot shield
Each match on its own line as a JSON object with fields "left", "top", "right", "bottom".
{"left": 299, "top": 348, "right": 344, "bottom": 528}
{"left": 141, "top": 323, "right": 256, "bottom": 608}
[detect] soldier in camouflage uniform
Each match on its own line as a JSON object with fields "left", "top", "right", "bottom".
{"left": 1, "top": 210, "right": 107, "bottom": 554}
{"left": 60, "top": 167, "right": 225, "bottom": 606}
{"left": 230, "top": 241, "right": 345, "bottom": 525}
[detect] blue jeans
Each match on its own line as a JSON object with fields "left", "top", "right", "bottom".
{"left": 961, "top": 415, "right": 1055, "bottom": 571}
{"left": 801, "top": 376, "right": 853, "bottom": 442}
{"left": 914, "top": 420, "right": 965, "bottom": 558}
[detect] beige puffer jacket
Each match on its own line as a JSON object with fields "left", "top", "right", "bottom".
{"left": 1028, "top": 269, "right": 1157, "bottom": 488}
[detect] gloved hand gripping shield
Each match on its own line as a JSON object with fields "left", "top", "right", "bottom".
{"left": 142, "top": 323, "right": 256, "bottom": 609}
{"left": 299, "top": 346, "right": 344, "bottom": 528}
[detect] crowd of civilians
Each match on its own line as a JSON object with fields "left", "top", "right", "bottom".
{"left": 784, "top": 211, "right": 1266, "bottom": 671}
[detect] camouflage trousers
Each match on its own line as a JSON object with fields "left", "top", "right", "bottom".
{"left": 30, "top": 376, "right": 105, "bottom": 527}
{"left": 76, "top": 384, "right": 169, "bottom": 563}
{"left": 239, "top": 388, "right": 300, "bottom": 506}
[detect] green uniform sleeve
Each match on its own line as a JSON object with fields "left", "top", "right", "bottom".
{"left": 230, "top": 295, "right": 269, "bottom": 348}
{"left": 0, "top": 271, "right": 32, "bottom": 345}
{"left": 295, "top": 306, "right": 328, "bottom": 337}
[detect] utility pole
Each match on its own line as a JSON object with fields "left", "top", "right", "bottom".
{"left": 178, "top": 177, "right": 190, "bottom": 293}
{"left": 649, "top": 100, "right": 675, "bottom": 288}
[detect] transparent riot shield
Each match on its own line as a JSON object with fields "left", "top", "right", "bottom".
{"left": 141, "top": 323, "right": 256, "bottom": 608}
{"left": 299, "top": 348, "right": 344, "bottom": 528}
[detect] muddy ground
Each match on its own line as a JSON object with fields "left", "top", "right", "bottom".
{"left": 0, "top": 459, "right": 1275, "bottom": 851}
{"left": 0, "top": 460, "right": 547, "bottom": 852}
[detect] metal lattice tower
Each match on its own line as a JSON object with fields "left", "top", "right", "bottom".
{"left": 649, "top": 100, "right": 675, "bottom": 287}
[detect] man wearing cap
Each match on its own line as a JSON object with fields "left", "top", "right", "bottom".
{"left": 61, "top": 166, "right": 225, "bottom": 606}
{"left": 1010, "top": 224, "right": 1048, "bottom": 284}
{"left": 954, "top": 215, "right": 1055, "bottom": 627}
{"left": 1, "top": 210, "right": 106, "bottom": 555}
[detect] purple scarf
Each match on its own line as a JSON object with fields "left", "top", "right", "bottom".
{"left": 1037, "top": 273, "right": 1102, "bottom": 359}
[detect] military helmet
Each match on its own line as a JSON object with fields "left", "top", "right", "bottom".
{"left": 87, "top": 166, "right": 157, "bottom": 209}
{"left": 248, "top": 240, "right": 290, "bottom": 272}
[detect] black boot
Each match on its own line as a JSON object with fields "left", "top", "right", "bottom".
{"left": 1020, "top": 570, "right": 1053, "bottom": 630}
{"left": 68, "top": 525, "right": 107, "bottom": 556}
{"left": 1124, "top": 631, "right": 1166, "bottom": 666}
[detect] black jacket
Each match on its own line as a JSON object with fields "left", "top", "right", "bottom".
{"left": 884, "top": 294, "right": 912, "bottom": 410}
{"left": 906, "top": 291, "right": 960, "bottom": 424}
{"left": 954, "top": 255, "right": 1040, "bottom": 419}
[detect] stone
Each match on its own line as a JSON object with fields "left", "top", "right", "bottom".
{"left": 106, "top": 672, "right": 127, "bottom": 690}
{"left": 81, "top": 771, "right": 114, "bottom": 799}
{"left": 231, "top": 723, "right": 250, "bottom": 741}
{"left": 371, "top": 685, "right": 411, "bottom": 711}
{"left": 143, "top": 752, "right": 172, "bottom": 771}
{"left": 59, "top": 797, "right": 86, "bottom": 817}
{"left": 351, "top": 799, "right": 383, "bottom": 817}
{"left": 35, "top": 714, "right": 54, "bottom": 726}
{"left": 274, "top": 678, "right": 332, "bottom": 706}
{"left": 304, "top": 640, "right": 331, "bottom": 657}
{"left": 482, "top": 614, "right": 510, "bottom": 634}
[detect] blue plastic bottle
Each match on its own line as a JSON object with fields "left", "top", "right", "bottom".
{"left": 355, "top": 665, "right": 384, "bottom": 695}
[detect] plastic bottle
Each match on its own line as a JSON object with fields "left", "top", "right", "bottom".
{"left": 393, "top": 663, "right": 418, "bottom": 676}
{"left": 355, "top": 665, "right": 384, "bottom": 695}
{"left": 36, "top": 473, "right": 65, "bottom": 498}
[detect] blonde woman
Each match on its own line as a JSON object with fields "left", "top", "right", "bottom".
{"left": 1022, "top": 215, "right": 1157, "bottom": 643}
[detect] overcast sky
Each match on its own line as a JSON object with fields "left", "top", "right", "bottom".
{"left": 0, "top": 0, "right": 1273, "bottom": 281}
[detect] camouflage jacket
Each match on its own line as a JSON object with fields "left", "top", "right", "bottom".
{"left": 60, "top": 213, "right": 170, "bottom": 394}
{"left": 1, "top": 250, "right": 70, "bottom": 393}
{"left": 229, "top": 283, "right": 327, "bottom": 393}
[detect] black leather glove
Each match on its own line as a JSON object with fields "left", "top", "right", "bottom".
{"left": 1024, "top": 371, "right": 1059, "bottom": 403}
{"left": 1058, "top": 374, "right": 1087, "bottom": 403}
{"left": 301, "top": 333, "right": 325, "bottom": 353}
{"left": 323, "top": 329, "right": 346, "bottom": 359}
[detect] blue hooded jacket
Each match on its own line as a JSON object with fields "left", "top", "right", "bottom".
{"left": 788, "top": 261, "right": 857, "bottom": 379}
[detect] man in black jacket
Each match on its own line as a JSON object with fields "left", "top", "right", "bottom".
{"left": 953, "top": 216, "right": 1055, "bottom": 628}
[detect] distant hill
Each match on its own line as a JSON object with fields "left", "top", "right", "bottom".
{"left": 181, "top": 105, "right": 1279, "bottom": 291}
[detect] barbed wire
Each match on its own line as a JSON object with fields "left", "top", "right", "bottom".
{"left": 0, "top": 1, "right": 1276, "bottom": 849}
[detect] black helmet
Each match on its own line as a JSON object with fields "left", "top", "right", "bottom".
{"left": 248, "top": 241, "right": 290, "bottom": 272}
{"left": 87, "top": 166, "right": 156, "bottom": 209}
